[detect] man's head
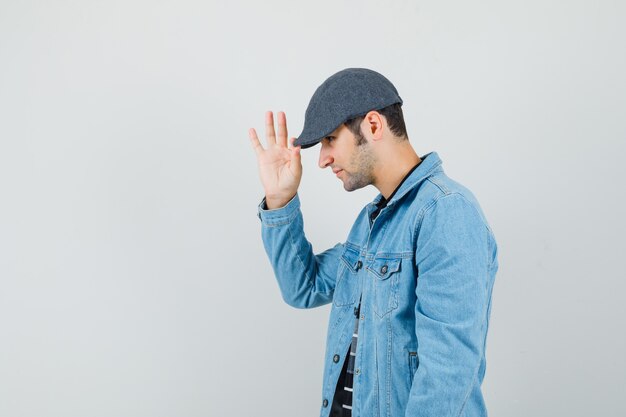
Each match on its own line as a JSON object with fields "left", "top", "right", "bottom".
{"left": 295, "top": 68, "right": 417, "bottom": 194}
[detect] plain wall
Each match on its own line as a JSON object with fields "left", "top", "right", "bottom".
{"left": 1, "top": 0, "right": 625, "bottom": 416}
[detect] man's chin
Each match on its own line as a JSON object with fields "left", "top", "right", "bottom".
{"left": 342, "top": 181, "right": 367, "bottom": 192}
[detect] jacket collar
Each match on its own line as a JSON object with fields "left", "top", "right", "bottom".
{"left": 370, "top": 151, "right": 443, "bottom": 209}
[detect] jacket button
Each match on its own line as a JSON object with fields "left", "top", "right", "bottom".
{"left": 355, "top": 368, "right": 361, "bottom": 375}
{"left": 333, "top": 354, "right": 340, "bottom": 363}
{"left": 323, "top": 399, "right": 329, "bottom": 407}
{"left": 356, "top": 260, "right": 362, "bottom": 270}
{"left": 380, "top": 265, "right": 388, "bottom": 274}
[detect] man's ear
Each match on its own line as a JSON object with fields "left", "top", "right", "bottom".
{"left": 363, "top": 111, "right": 385, "bottom": 140}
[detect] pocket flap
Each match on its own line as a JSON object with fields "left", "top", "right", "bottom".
{"left": 340, "top": 246, "right": 361, "bottom": 274}
{"left": 367, "top": 257, "right": 402, "bottom": 280}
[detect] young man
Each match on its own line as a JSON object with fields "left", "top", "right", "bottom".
{"left": 248, "top": 68, "right": 499, "bottom": 417}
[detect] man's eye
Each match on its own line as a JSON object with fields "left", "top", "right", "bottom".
{"left": 326, "top": 136, "right": 335, "bottom": 143}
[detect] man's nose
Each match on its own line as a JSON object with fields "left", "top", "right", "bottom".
{"left": 318, "top": 145, "right": 334, "bottom": 169}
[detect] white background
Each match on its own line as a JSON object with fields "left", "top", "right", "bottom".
{"left": 1, "top": 1, "right": 625, "bottom": 416}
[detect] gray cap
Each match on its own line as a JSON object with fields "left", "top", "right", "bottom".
{"left": 294, "top": 68, "right": 403, "bottom": 149}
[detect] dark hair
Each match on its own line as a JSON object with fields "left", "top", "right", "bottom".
{"left": 343, "top": 103, "right": 408, "bottom": 146}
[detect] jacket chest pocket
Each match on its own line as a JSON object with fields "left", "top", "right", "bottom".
{"left": 333, "top": 247, "right": 361, "bottom": 307}
{"left": 367, "top": 257, "right": 402, "bottom": 317}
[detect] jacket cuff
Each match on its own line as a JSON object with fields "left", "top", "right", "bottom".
{"left": 257, "top": 193, "right": 300, "bottom": 225}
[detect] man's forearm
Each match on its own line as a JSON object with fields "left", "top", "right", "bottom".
{"left": 258, "top": 193, "right": 340, "bottom": 309}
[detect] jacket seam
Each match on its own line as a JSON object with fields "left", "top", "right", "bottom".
{"left": 413, "top": 191, "right": 489, "bottom": 239}
{"left": 425, "top": 176, "right": 450, "bottom": 195}
{"left": 285, "top": 214, "right": 331, "bottom": 300}
{"left": 286, "top": 216, "right": 313, "bottom": 290}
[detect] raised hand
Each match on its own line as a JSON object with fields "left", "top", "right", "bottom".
{"left": 249, "top": 111, "right": 302, "bottom": 209}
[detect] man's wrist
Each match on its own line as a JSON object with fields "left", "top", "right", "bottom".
{"left": 257, "top": 193, "right": 300, "bottom": 223}
{"left": 265, "top": 194, "right": 296, "bottom": 210}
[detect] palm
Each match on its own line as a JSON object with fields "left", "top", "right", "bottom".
{"left": 259, "top": 146, "right": 299, "bottom": 190}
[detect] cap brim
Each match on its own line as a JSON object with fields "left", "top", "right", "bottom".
{"left": 294, "top": 124, "right": 341, "bottom": 150}
{"left": 293, "top": 137, "right": 321, "bottom": 149}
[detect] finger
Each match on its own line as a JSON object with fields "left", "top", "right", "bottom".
{"left": 277, "top": 111, "right": 288, "bottom": 148}
{"left": 265, "top": 111, "right": 276, "bottom": 145}
{"left": 248, "top": 128, "right": 264, "bottom": 155}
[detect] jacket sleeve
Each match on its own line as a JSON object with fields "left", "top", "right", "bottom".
{"left": 405, "top": 193, "right": 495, "bottom": 417}
{"left": 257, "top": 193, "right": 343, "bottom": 309}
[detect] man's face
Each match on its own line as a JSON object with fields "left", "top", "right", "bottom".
{"left": 318, "top": 123, "right": 377, "bottom": 192}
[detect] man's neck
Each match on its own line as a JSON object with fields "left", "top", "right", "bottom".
{"left": 374, "top": 150, "right": 421, "bottom": 200}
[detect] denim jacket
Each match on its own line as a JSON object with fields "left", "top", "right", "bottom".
{"left": 257, "top": 152, "right": 499, "bottom": 417}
